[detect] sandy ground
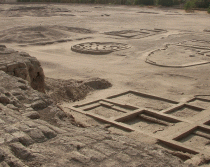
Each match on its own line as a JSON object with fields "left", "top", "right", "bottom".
{"left": 0, "top": 4, "right": 209, "bottom": 101}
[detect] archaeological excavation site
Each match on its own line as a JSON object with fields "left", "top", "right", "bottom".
{"left": 0, "top": 1, "right": 210, "bottom": 166}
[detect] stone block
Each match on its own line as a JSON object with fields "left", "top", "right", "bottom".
{"left": 23, "top": 111, "right": 40, "bottom": 120}
{"left": 12, "top": 131, "right": 34, "bottom": 146}
{"left": 37, "top": 125, "right": 57, "bottom": 139}
{"left": 31, "top": 100, "right": 47, "bottom": 110}
{"left": 0, "top": 95, "right": 10, "bottom": 104}
{"left": 27, "top": 128, "right": 46, "bottom": 143}
{"left": 103, "top": 140, "right": 127, "bottom": 150}
{"left": 81, "top": 148, "right": 106, "bottom": 162}
{"left": 10, "top": 142, "right": 33, "bottom": 160}
{"left": 70, "top": 151, "right": 90, "bottom": 164}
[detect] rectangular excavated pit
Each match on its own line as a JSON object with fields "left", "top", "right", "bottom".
{"left": 165, "top": 104, "right": 203, "bottom": 118}
{"left": 107, "top": 91, "right": 178, "bottom": 111}
{"left": 75, "top": 100, "right": 137, "bottom": 118}
{"left": 188, "top": 98, "right": 210, "bottom": 109}
{"left": 174, "top": 127, "right": 210, "bottom": 151}
{"left": 116, "top": 110, "right": 180, "bottom": 134}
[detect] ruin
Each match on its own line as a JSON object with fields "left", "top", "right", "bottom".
{"left": 0, "top": 3, "right": 210, "bottom": 166}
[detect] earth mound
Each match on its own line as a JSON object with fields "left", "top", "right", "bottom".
{"left": 45, "top": 77, "right": 112, "bottom": 103}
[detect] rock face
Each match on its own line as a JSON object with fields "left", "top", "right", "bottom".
{"left": 0, "top": 45, "right": 45, "bottom": 92}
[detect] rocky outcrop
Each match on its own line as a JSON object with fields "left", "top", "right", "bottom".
{"left": 0, "top": 45, "right": 45, "bottom": 92}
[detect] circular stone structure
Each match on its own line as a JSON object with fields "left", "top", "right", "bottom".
{"left": 145, "top": 40, "right": 210, "bottom": 68}
{"left": 71, "top": 42, "right": 130, "bottom": 55}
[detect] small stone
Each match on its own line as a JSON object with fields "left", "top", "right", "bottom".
{"left": 74, "top": 136, "right": 96, "bottom": 145}
{"left": 10, "top": 142, "right": 34, "bottom": 160}
{"left": 0, "top": 138, "right": 4, "bottom": 144}
{"left": 37, "top": 125, "right": 57, "bottom": 139}
{"left": 6, "top": 104, "right": 18, "bottom": 111}
{"left": 44, "top": 124, "right": 67, "bottom": 134}
{"left": 81, "top": 148, "right": 106, "bottom": 162}
{"left": 4, "top": 125, "right": 19, "bottom": 133}
{"left": 16, "top": 123, "right": 31, "bottom": 133}
{"left": 23, "top": 111, "right": 40, "bottom": 119}
{"left": 93, "top": 143, "right": 116, "bottom": 156}
{"left": 34, "top": 119, "right": 67, "bottom": 134}
{"left": 0, "top": 161, "right": 9, "bottom": 167}
{"left": 68, "top": 141, "right": 85, "bottom": 148}
{"left": 124, "top": 147, "right": 140, "bottom": 156}
{"left": 0, "top": 95, "right": 10, "bottom": 104}
{"left": 4, "top": 115, "right": 17, "bottom": 124}
{"left": 4, "top": 133, "right": 19, "bottom": 143}
{"left": 116, "top": 152, "right": 131, "bottom": 162}
{"left": 100, "top": 159, "right": 120, "bottom": 167}
{"left": 0, "top": 119, "right": 5, "bottom": 124}
{"left": 70, "top": 151, "right": 90, "bottom": 164}
{"left": 0, "top": 148, "right": 5, "bottom": 161}
{"left": 27, "top": 128, "right": 46, "bottom": 143}
{"left": 18, "top": 84, "right": 28, "bottom": 90}
{"left": 12, "top": 131, "right": 34, "bottom": 146}
{"left": 84, "top": 132, "right": 106, "bottom": 141}
{"left": 11, "top": 90, "right": 22, "bottom": 96}
{"left": 31, "top": 100, "right": 47, "bottom": 110}
{"left": 24, "top": 104, "right": 31, "bottom": 108}
{"left": 5, "top": 155, "right": 27, "bottom": 167}
{"left": 24, "top": 121, "right": 39, "bottom": 128}
{"left": 103, "top": 140, "right": 127, "bottom": 150}
{"left": 0, "top": 65, "right": 7, "bottom": 72}
{"left": 19, "top": 52, "right": 30, "bottom": 57}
